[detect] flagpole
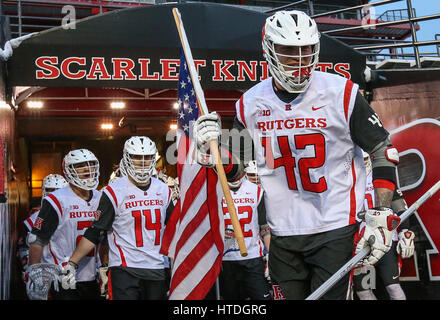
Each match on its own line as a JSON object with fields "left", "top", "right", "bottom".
{"left": 172, "top": 8, "right": 247, "bottom": 257}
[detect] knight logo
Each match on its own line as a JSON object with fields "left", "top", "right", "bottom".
{"left": 128, "top": 195, "right": 135, "bottom": 199}
{"left": 71, "top": 205, "right": 79, "bottom": 210}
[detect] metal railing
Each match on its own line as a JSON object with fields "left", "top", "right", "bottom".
{"left": 2, "top": 0, "right": 154, "bottom": 37}
{"left": 3, "top": 0, "right": 440, "bottom": 68}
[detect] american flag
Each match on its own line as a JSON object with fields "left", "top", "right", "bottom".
{"left": 160, "top": 50, "right": 224, "bottom": 300}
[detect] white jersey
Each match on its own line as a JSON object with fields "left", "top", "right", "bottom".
{"left": 43, "top": 186, "right": 101, "bottom": 282}
{"left": 222, "top": 179, "right": 265, "bottom": 261}
{"left": 363, "top": 172, "right": 398, "bottom": 241}
{"left": 236, "top": 71, "right": 366, "bottom": 236}
{"left": 103, "top": 176, "right": 172, "bottom": 269}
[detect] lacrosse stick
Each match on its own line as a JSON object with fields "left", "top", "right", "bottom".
{"left": 306, "top": 179, "right": 440, "bottom": 300}
{"left": 172, "top": 8, "right": 247, "bottom": 256}
{"left": 26, "top": 263, "right": 63, "bottom": 300}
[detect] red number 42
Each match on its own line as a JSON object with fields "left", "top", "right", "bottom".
{"left": 261, "top": 133, "right": 327, "bottom": 193}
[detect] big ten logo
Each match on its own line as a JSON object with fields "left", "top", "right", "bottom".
{"left": 258, "top": 109, "right": 271, "bottom": 117}
{"left": 62, "top": 5, "right": 76, "bottom": 30}
{"left": 353, "top": 265, "right": 376, "bottom": 290}
{"left": 361, "top": 5, "right": 376, "bottom": 30}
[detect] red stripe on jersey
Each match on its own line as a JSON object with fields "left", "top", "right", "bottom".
{"left": 49, "top": 243, "right": 59, "bottom": 265}
{"left": 106, "top": 185, "right": 118, "bottom": 208}
{"left": 349, "top": 160, "right": 357, "bottom": 225}
{"left": 257, "top": 186, "right": 262, "bottom": 203}
{"left": 239, "top": 95, "right": 247, "bottom": 128}
{"left": 343, "top": 80, "right": 354, "bottom": 121}
{"left": 47, "top": 193, "right": 63, "bottom": 217}
{"left": 107, "top": 269, "right": 113, "bottom": 300}
{"left": 26, "top": 217, "right": 34, "bottom": 229}
{"left": 373, "top": 179, "right": 396, "bottom": 191}
{"left": 113, "top": 233, "right": 127, "bottom": 267}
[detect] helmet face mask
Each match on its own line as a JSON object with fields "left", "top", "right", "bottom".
{"left": 244, "top": 160, "right": 261, "bottom": 186}
{"left": 262, "top": 10, "right": 320, "bottom": 93}
{"left": 123, "top": 136, "right": 157, "bottom": 185}
{"left": 63, "top": 149, "right": 100, "bottom": 191}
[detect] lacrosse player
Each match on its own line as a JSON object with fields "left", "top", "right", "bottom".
{"left": 63, "top": 137, "right": 174, "bottom": 300}
{"left": 27, "top": 149, "right": 102, "bottom": 300}
{"left": 193, "top": 10, "right": 400, "bottom": 299}
{"left": 353, "top": 152, "right": 415, "bottom": 300}
{"left": 18, "top": 174, "right": 68, "bottom": 298}
{"left": 219, "top": 173, "right": 271, "bottom": 300}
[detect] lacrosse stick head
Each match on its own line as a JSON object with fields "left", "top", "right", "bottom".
{"left": 27, "top": 263, "right": 62, "bottom": 300}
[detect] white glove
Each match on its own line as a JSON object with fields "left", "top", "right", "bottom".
{"left": 193, "top": 112, "right": 221, "bottom": 148}
{"left": 99, "top": 266, "right": 109, "bottom": 298}
{"left": 192, "top": 112, "right": 222, "bottom": 168}
{"left": 397, "top": 229, "right": 415, "bottom": 258}
{"left": 263, "top": 254, "right": 270, "bottom": 282}
{"left": 355, "top": 207, "right": 401, "bottom": 266}
{"left": 61, "top": 262, "right": 77, "bottom": 290}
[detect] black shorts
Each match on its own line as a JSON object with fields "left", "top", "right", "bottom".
{"left": 353, "top": 240, "right": 400, "bottom": 291}
{"left": 269, "top": 223, "right": 358, "bottom": 300}
{"left": 107, "top": 267, "right": 168, "bottom": 300}
{"left": 50, "top": 280, "right": 101, "bottom": 300}
{"left": 220, "top": 257, "right": 271, "bottom": 300}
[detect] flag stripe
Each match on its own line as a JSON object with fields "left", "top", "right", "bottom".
{"left": 160, "top": 49, "right": 224, "bottom": 300}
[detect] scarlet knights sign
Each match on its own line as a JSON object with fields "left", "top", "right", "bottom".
{"left": 6, "top": 3, "right": 366, "bottom": 90}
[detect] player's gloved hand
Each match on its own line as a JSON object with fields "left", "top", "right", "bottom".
{"left": 355, "top": 207, "right": 401, "bottom": 266}
{"left": 61, "top": 262, "right": 77, "bottom": 290}
{"left": 99, "top": 266, "right": 109, "bottom": 299}
{"left": 263, "top": 254, "right": 270, "bottom": 282}
{"left": 193, "top": 112, "right": 221, "bottom": 167}
{"left": 397, "top": 229, "right": 415, "bottom": 258}
{"left": 193, "top": 112, "right": 221, "bottom": 148}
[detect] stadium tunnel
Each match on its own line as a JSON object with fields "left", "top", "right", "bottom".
{"left": 0, "top": 2, "right": 369, "bottom": 299}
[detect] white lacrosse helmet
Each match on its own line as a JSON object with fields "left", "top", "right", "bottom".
{"left": 63, "top": 149, "right": 100, "bottom": 190}
{"left": 262, "top": 10, "right": 320, "bottom": 93}
{"left": 41, "top": 174, "right": 68, "bottom": 201}
{"left": 244, "top": 160, "right": 261, "bottom": 186}
{"left": 123, "top": 136, "right": 157, "bottom": 184}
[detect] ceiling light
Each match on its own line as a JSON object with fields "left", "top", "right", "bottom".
{"left": 111, "top": 102, "right": 125, "bottom": 109}
{"left": 170, "top": 124, "right": 178, "bottom": 130}
{"left": 173, "top": 102, "right": 179, "bottom": 110}
{"left": 101, "top": 123, "right": 114, "bottom": 130}
{"left": 27, "top": 101, "right": 43, "bottom": 109}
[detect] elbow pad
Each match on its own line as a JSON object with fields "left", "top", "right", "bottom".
{"left": 370, "top": 138, "right": 398, "bottom": 189}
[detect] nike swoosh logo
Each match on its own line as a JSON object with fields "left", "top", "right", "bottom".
{"left": 263, "top": 293, "right": 270, "bottom": 298}
{"left": 393, "top": 275, "right": 399, "bottom": 279}
{"left": 312, "top": 105, "right": 326, "bottom": 111}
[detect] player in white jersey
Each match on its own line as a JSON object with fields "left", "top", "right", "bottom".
{"left": 27, "top": 149, "right": 102, "bottom": 300}
{"left": 219, "top": 173, "right": 271, "bottom": 300}
{"left": 193, "top": 10, "right": 401, "bottom": 299}
{"left": 18, "top": 174, "right": 67, "bottom": 298}
{"left": 353, "top": 153, "right": 415, "bottom": 300}
{"left": 65, "top": 137, "right": 174, "bottom": 300}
